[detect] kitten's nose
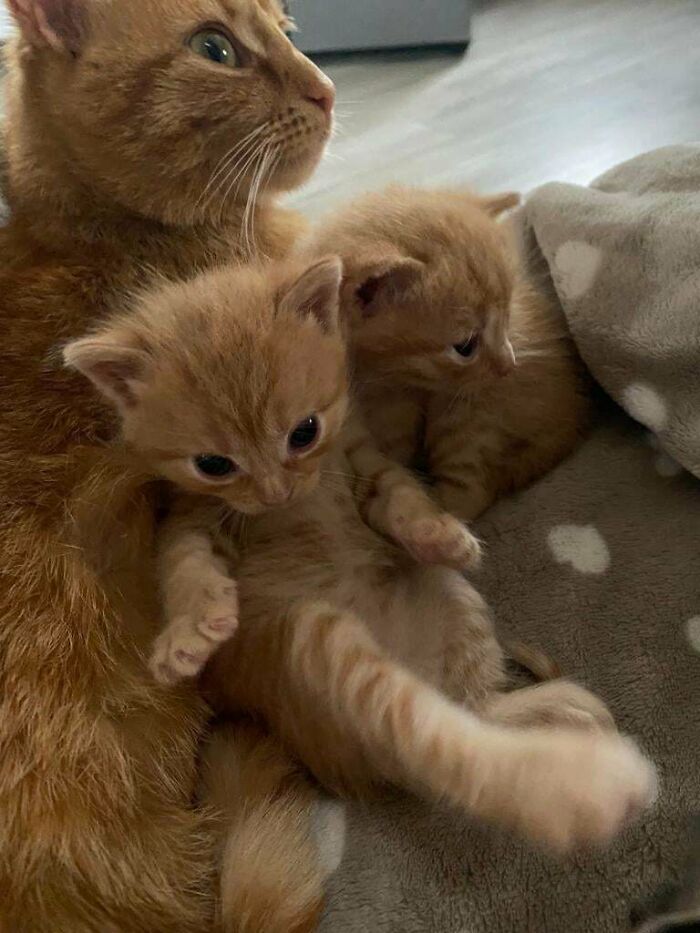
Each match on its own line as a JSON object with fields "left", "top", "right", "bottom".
{"left": 258, "top": 478, "right": 292, "bottom": 507}
{"left": 306, "top": 77, "right": 335, "bottom": 116}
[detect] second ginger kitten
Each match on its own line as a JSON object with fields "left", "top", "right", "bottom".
{"left": 303, "top": 185, "right": 589, "bottom": 521}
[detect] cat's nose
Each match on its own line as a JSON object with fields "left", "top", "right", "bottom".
{"left": 305, "top": 77, "right": 335, "bottom": 116}
{"left": 258, "top": 479, "right": 292, "bottom": 507}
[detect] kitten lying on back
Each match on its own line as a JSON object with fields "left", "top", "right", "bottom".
{"left": 302, "top": 186, "right": 589, "bottom": 520}
{"left": 65, "top": 255, "right": 655, "bottom": 856}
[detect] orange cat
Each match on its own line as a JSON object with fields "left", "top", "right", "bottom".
{"left": 0, "top": 0, "right": 334, "bottom": 928}
{"left": 303, "top": 186, "right": 589, "bottom": 520}
{"left": 67, "top": 256, "right": 656, "bottom": 885}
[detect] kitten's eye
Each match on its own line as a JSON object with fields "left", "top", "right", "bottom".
{"left": 452, "top": 334, "right": 480, "bottom": 359}
{"left": 194, "top": 454, "right": 238, "bottom": 478}
{"left": 288, "top": 415, "right": 319, "bottom": 452}
{"left": 189, "top": 30, "right": 239, "bottom": 68}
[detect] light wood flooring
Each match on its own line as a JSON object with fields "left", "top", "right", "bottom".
{"left": 288, "top": 0, "right": 700, "bottom": 219}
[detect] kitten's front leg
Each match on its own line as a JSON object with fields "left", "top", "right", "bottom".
{"left": 426, "top": 401, "right": 498, "bottom": 523}
{"left": 151, "top": 496, "right": 239, "bottom": 685}
{"left": 345, "top": 413, "right": 481, "bottom": 571}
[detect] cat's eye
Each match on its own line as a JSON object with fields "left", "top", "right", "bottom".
{"left": 193, "top": 454, "right": 238, "bottom": 479}
{"left": 288, "top": 415, "right": 320, "bottom": 452}
{"left": 189, "top": 30, "right": 239, "bottom": 68}
{"left": 452, "top": 334, "right": 480, "bottom": 360}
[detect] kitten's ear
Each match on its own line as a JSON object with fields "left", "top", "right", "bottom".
{"left": 477, "top": 191, "right": 522, "bottom": 218}
{"left": 7, "top": 0, "right": 87, "bottom": 54}
{"left": 63, "top": 332, "right": 151, "bottom": 412}
{"left": 345, "top": 248, "right": 424, "bottom": 318}
{"left": 278, "top": 256, "right": 343, "bottom": 333}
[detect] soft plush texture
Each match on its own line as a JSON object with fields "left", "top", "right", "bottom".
{"left": 317, "top": 146, "right": 700, "bottom": 932}
{"left": 524, "top": 144, "right": 700, "bottom": 479}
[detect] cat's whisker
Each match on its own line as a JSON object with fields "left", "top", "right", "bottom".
{"left": 241, "top": 144, "right": 269, "bottom": 258}
{"left": 195, "top": 123, "right": 269, "bottom": 214}
{"left": 243, "top": 142, "right": 279, "bottom": 259}
{"left": 213, "top": 136, "right": 270, "bottom": 224}
{"left": 216, "top": 136, "right": 270, "bottom": 228}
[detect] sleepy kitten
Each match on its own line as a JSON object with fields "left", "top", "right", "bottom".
{"left": 65, "top": 256, "right": 656, "bottom": 856}
{"left": 302, "top": 186, "right": 589, "bottom": 520}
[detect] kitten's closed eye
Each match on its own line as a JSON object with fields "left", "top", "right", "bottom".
{"left": 452, "top": 334, "right": 480, "bottom": 360}
{"left": 193, "top": 454, "right": 238, "bottom": 479}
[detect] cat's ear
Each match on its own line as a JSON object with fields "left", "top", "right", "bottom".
{"left": 278, "top": 256, "right": 343, "bottom": 333}
{"left": 345, "top": 248, "right": 424, "bottom": 319}
{"left": 477, "top": 191, "right": 522, "bottom": 218}
{"left": 63, "top": 332, "right": 151, "bottom": 412}
{"left": 7, "top": 0, "right": 87, "bottom": 54}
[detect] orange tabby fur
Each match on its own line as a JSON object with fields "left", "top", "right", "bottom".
{"left": 302, "top": 185, "right": 590, "bottom": 520}
{"left": 0, "top": 0, "right": 334, "bottom": 928}
{"left": 69, "top": 257, "right": 656, "bottom": 885}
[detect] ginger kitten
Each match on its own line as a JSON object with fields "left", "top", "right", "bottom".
{"left": 66, "top": 256, "right": 656, "bottom": 860}
{"left": 302, "top": 186, "right": 589, "bottom": 520}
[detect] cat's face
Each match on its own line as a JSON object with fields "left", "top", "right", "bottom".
{"left": 307, "top": 188, "right": 521, "bottom": 391}
{"left": 8, "top": 0, "right": 334, "bottom": 224}
{"left": 64, "top": 257, "right": 349, "bottom": 514}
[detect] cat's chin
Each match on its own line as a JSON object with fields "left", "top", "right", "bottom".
{"left": 270, "top": 140, "right": 329, "bottom": 192}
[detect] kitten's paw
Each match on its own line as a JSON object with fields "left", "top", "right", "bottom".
{"left": 149, "top": 615, "right": 218, "bottom": 685}
{"left": 196, "top": 572, "right": 239, "bottom": 642}
{"left": 397, "top": 513, "right": 481, "bottom": 571}
{"left": 502, "top": 732, "right": 657, "bottom": 853}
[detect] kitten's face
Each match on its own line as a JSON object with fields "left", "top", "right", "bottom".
{"left": 308, "top": 188, "right": 520, "bottom": 392}
{"left": 10, "top": 0, "right": 334, "bottom": 224}
{"left": 64, "top": 258, "right": 349, "bottom": 514}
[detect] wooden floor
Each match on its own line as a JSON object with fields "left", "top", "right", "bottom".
{"left": 289, "top": 0, "right": 700, "bottom": 218}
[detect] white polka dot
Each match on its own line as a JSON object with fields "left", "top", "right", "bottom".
{"left": 548, "top": 525, "right": 610, "bottom": 575}
{"left": 311, "top": 798, "right": 346, "bottom": 877}
{"left": 654, "top": 451, "right": 683, "bottom": 477}
{"left": 553, "top": 241, "right": 603, "bottom": 300}
{"left": 622, "top": 383, "right": 668, "bottom": 433}
{"left": 685, "top": 616, "right": 700, "bottom": 653}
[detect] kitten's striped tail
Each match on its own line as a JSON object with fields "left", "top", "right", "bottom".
{"left": 199, "top": 720, "right": 323, "bottom": 933}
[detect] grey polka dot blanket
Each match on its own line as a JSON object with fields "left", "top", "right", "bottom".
{"left": 319, "top": 147, "right": 700, "bottom": 932}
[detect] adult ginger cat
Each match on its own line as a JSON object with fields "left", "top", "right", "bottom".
{"left": 0, "top": 0, "right": 334, "bottom": 929}
{"left": 303, "top": 186, "right": 589, "bottom": 520}
{"left": 66, "top": 256, "right": 656, "bottom": 878}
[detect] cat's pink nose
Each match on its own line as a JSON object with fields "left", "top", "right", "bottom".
{"left": 306, "top": 81, "right": 335, "bottom": 117}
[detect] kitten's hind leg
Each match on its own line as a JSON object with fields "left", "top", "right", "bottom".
{"left": 485, "top": 680, "right": 617, "bottom": 733}
{"left": 152, "top": 498, "right": 239, "bottom": 684}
